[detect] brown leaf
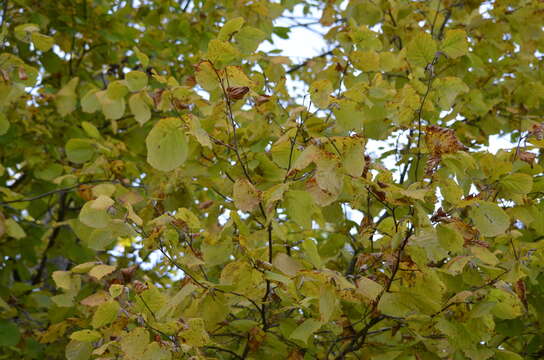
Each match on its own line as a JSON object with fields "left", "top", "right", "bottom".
{"left": 514, "top": 279, "right": 527, "bottom": 307}
{"left": 287, "top": 349, "right": 304, "bottom": 360}
{"left": 151, "top": 89, "right": 165, "bottom": 108}
{"left": 255, "top": 94, "right": 271, "bottom": 105}
{"left": 185, "top": 75, "right": 196, "bottom": 87}
{"left": 121, "top": 265, "right": 138, "bottom": 284}
{"left": 133, "top": 280, "right": 148, "bottom": 294}
{"left": 227, "top": 86, "right": 249, "bottom": 101}
{"left": 424, "top": 125, "right": 467, "bottom": 175}
{"left": 518, "top": 151, "right": 536, "bottom": 166}
{"left": 528, "top": 122, "right": 544, "bottom": 140}
{"left": 77, "top": 185, "right": 94, "bottom": 201}
{"left": 248, "top": 327, "right": 266, "bottom": 352}
{"left": 18, "top": 66, "right": 28, "bottom": 81}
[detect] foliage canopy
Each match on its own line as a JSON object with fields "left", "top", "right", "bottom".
{"left": 1, "top": 0, "right": 544, "bottom": 359}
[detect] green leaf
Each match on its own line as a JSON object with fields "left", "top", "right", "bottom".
{"left": 129, "top": 92, "right": 152, "bottom": 125}
{"left": 81, "top": 121, "right": 101, "bottom": 139}
{"left": 79, "top": 199, "right": 111, "bottom": 228}
{"left": 289, "top": 318, "right": 321, "bottom": 344}
{"left": 52, "top": 271, "right": 73, "bottom": 290}
{"left": 0, "top": 113, "right": 9, "bottom": 135}
{"left": 499, "top": 173, "right": 533, "bottom": 195}
{"left": 55, "top": 77, "right": 79, "bottom": 116}
{"left": 206, "top": 39, "right": 240, "bottom": 66}
{"left": 441, "top": 30, "right": 468, "bottom": 59}
{"left": 351, "top": 50, "right": 380, "bottom": 72}
{"left": 0, "top": 319, "right": 20, "bottom": 347}
{"left": 469, "top": 202, "right": 510, "bottom": 237}
{"left": 65, "top": 138, "right": 95, "bottom": 164}
{"left": 121, "top": 327, "right": 149, "bottom": 360}
{"left": 91, "top": 301, "right": 120, "bottom": 328}
{"left": 285, "top": 190, "right": 315, "bottom": 229}
{"left": 195, "top": 61, "right": 219, "bottom": 91}
{"left": 175, "top": 208, "right": 201, "bottom": 229}
{"left": 202, "top": 236, "right": 232, "bottom": 266}
{"left": 96, "top": 90, "right": 126, "bottom": 120}
{"left": 70, "top": 329, "right": 102, "bottom": 342}
{"left": 436, "top": 223, "right": 464, "bottom": 253}
{"left": 178, "top": 318, "right": 210, "bottom": 347}
{"left": 143, "top": 342, "right": 172, "bottom": 360}
{"left": 233, "top": 178, "right": 261, "bottom": 212}
{"left": 31, "top": 32, "right": 54, "bottom": 52}
{"left": 470, "top": 246, "right": 499, "bottom": 266}
{"left": 406, "top": 32, "right": 437, "bottom": 67}
{"left": 81, "top": 89, "right": 101, "bottom": 113}
{"left": 273, "top": 253, "right": 302, "bottom": 277}
{"left": 319, "top": 285, "right": 337, "bottom": 322}
{"left": 65, "top": 340, "right": 92, "bottom": 360}
{"left": 302, "top": 238, "right": 322, "bottom": 268}
{"left": 133, "top": 46, "right": 149, "bottom": 68}
{"left": 342, "top": 137, "right": 365, "bottom": 177}
{"left": 495, "top": 350, "right": 523, "bottom": 360}
{"left": 356, "top": 276, "right": 383, "bottom": 301}
{"left": 378, "top": 292, "right": 415, "bottom": 317}
{"left": 14, "top": 23, "right": 39, "bottom": 42}
{"left": 109, "top": 284, "right": 124, "bottom": 298}
{"left": 334, "top": 100, "right": 364, "bottom": 131}
{"left": 309, "top": 79, "right": 333, "bottom": 109}
{"left": 488, "top": 288, "right": 523, "bottom": 319}
{"left": 107, "top": 80, "right": 129, "bottom": 99}
{"left": 218, "top": 17, "right": 245, "bottom": 41}
{"left": 146, "top": 117, "right": 188, "bottom": 171}
{"left": 5, "top": 218, "right": 25, "bottom": 239}
{"left": 235, "top": 26, "right": 266, "bottom": 54}
{"left": 435, "top": 77, "right": 469, "bottom": 109}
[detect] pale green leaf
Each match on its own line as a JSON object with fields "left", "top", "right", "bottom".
{"left": 55, "top": 77, "right": 79, "bottom": 116}
{"left": 52, "top": 271, "right": 72, "bottom": 290}
{"left": 65, "top": 340, "right": 92, "bottom": 360}
{"left": 129, "top": 92, "right": 152, "bottom": 125}
{"left": 126, "top": 71, "right": 148, "bottom": 92}
{"left": 356, "top": 276, "right": 383, "bottom": 301}
{"left": 285, "top": 190, "right": 315, "bottom": 229}
{"left": 289, "top": 318, "right": 321, "bottom": 344}
{"left": 70, "top": 329, "right": 102, "bottom": 342}
{"left": 441, "top": 30, "right": 468, "bottom": 59}
{"left": 218, "top": 17, "right": 245, "bottom": 41}
{"left": 233, "top": 178, "right": 261, "bottom": 212}
{"left": 235, "top": 26, "right": 266, "bottom": 54}
{"left": 91, "top": 301, "right": 120, "bottom": 328}
{"left": 406, "top": 32, "right": 437, "bottom": 67}
{"left": 310, "top": 79, "right": 333, "bottom": 109}
{"left": 175, "top": 208, "right": 201, "bottom": 229}
{"left": 89, "top": 264, "right": 116, "bottom": 280}
{"left": 146, "top": 117, "right": 188, "bottom": 171}
{"left": 120, "top": 327, "right": 149, "bottom": 360}
{"left": 469, "top": 202, "right": 510, "bottom": 237}
{"left": 79, "top": 200, "right": 111, "bottom": 228}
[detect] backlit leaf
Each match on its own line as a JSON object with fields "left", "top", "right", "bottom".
{"left": 146, "top": 117, "right": 188, "bottom": 171}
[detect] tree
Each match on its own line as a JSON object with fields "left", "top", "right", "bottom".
{"left": 0, "top": 0, "right": 543, "bottom": 358}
